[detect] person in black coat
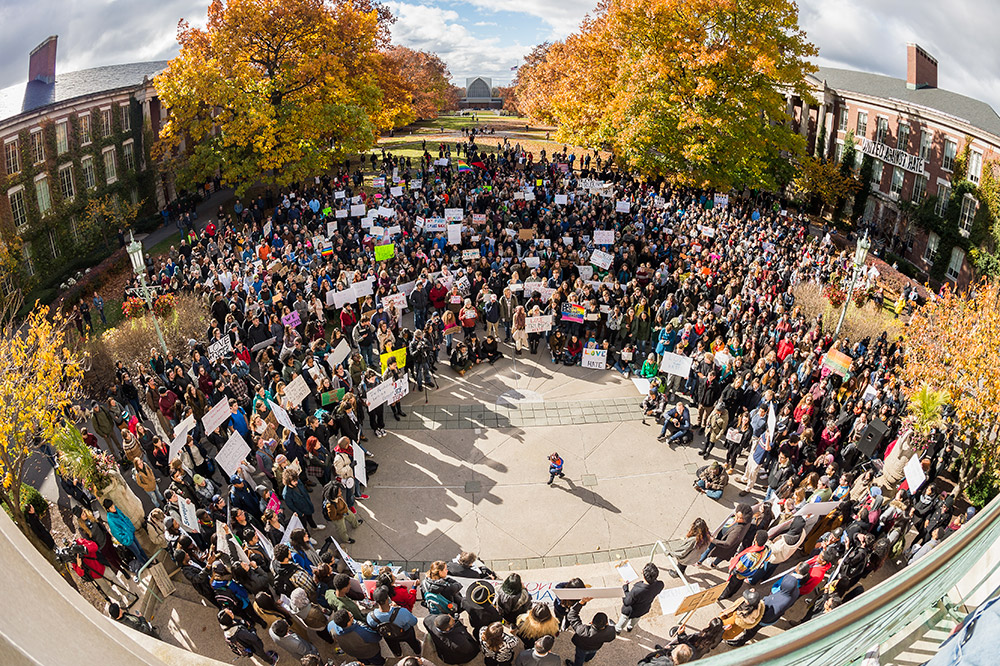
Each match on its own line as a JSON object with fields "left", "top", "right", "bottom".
{"left": 25, "top": 504, "right": 55, "bottom": 551}
{"left": 462, "top": 580, "right": 502, "bottom": 631}
{"left": 568, "top": 599, "right": 616, "bottom": 665}
{"left": 615, "top": 562, "right": 665, "bottom": 633}
{"left": 423, "top": 613, "right": 480, "bottom": 665}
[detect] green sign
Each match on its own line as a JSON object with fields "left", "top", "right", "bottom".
{"left": 322, "top": 206, "right": 332, "bottom": 217}
{"left": 321, "top": 388, "right": 347, "bottom": 406}
{"left": 375, "top": 244, "right": 395, "bottom": 261}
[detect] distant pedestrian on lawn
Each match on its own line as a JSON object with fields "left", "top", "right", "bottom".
{"left": 548, "top": 453, "right": 566, "bottom": 486}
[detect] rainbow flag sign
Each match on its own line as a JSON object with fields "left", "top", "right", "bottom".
{"left": 822, "top": 349, "right": 853, "bottom": 377}
{"left": 561, "top": 302, "right": 585, "bottom": 323}
{"left": 320, "top": 246, "right": 334, "bottom": 258}
{"left": 457, "top": 159, "right": 471, "bottom": 173}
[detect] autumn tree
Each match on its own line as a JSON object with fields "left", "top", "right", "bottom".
{"left": 0, "top": 306, "right": 83, "bottom": 560}
{"left": 78, "top": 193, "right": 142, "bottom": 253}
{"left": 903, "top": 279, "right": 1000, "bottom": 492}
{"left": 383, "top": 47, "right": 460, "bottom": 121}
{"left": 792, "top": 156, "right": 858, "bottom": 214}
{"left": 514, "top": 0, "right": 818, "bottom": 190}
{"left": 155, "top": 0, "right": 409, "bottom": 196}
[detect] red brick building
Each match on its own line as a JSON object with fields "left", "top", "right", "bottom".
{"left": 787, "top": 44, "right": 1000, "bottom": 289}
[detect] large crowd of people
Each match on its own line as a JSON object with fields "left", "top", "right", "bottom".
{"left": 32, "top": 131, "right": 974, "bottom": 665}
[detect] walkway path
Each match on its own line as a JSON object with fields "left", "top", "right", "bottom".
{"left": 391, "top": 395, "right": 645, "bottom": 430}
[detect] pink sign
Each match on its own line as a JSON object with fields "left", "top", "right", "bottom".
{"left": 281, "top": 311, "right": 301, "bottom": 328}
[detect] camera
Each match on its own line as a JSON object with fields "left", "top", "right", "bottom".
{"left": 54, "top": 543, "right": 86, "bottom": 564}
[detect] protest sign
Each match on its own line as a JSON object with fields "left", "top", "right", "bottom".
{"left": 281, "top": 513, "right": 304, "bottom": 545}
{"left": 445, "top": 208, "right": 464, "bottom": 222}
{"left": 518, "top": 228, "right": 535, "bottom": 240}
{"left": 590, "top": 249, "right": 613, "bottom": 270}
{"left": 335, "top": 208, "right": 347, "bottom": 219}
{"left": 561, "top": 302, "right": 585, "bottom": 323}
{"left": 168, "top": 415, "right": 197, "bottom": 461}
{"left": 350, "top": 204, "right": 366, "bottom": 216}
{"left": 216, "top": 431, "right": 251, "bottom": 478}
{"left": 208, "top": 336, "right": 232, "bottom": 362}
{"left": 353, "top": 443, "right": 367, "bottom": 487}
{"left": 284, "top": 374, "right": 311, "bottom": 407}
{"left": 462, "top": 248, "right": 481, "bottom": 261}
{"left": 904, "top": 454, "right": 927, "bottom": 492}
{"left": 660, "top": 352, "right": 693, "bottom": 378}
{"left": 267, "top": 399, "right": 295, "bottom": 432}
{"left": 390, "top": 186, "right": 403, "bottom": 197}
{"left": 823, "top": 349, "right": 853, "bottom": 377}
{"left": 251, "top": 336, "right": 277, "bottom": 353}
{"left": 594, "top": 230, "right": 615, "bottom": 245}
{"left": 579, "top": 178, "right": 605, "bottom": 191}
{"left": 178, "top": 497, "right": 199, "bottom": 533}
{"left": 713, "top": 193, "right": 729, "bottom": 208}
{"left": 201, "top": 397, "right": 232, "bottom": 435}
{"left": 380, "top": 347, "right": 407, "bottom": 373}
{"left": 675, "top": 582, "right": 727, "bottom": 616}
{"left": 352, "top": 278, "right": 374, "bottom": 299}
{"left": 615, "top": 200, "right": 631, "bottom": 213}
{"left": 425, "top": 218, "right": 446, "bottom": 232}
{"left": 365, "top": 379, "right": 394, "bottom": 409}
{"left": 383, "top": 292, "right": 407, "bottom": 313}
{"left": 447, "top": 223, "right": 463, "bottom": 245}
{"left": 281, "top": 311, "right": 301, "bottom": 328}
{"left": 554, "top": 194, "right": 568, "bottom": 205}
{"left": 577, "top": 265, "right": 594, "bottom": 281}
{"left": 582, "top": 348, "right": 608, "bottom": 369}
{"left": 321, "top": 388, "right": 347, "bottom": 406}
{"left": 375, "top": 244, "right": 395, "bottom": 261}
{"left": 472, "top": 213, "right": 487, "bottom": 224}
{"left": 525, "top": 315, "right": 553, "bottom": 333}
{"left": 333, "top": 288, "right": 356, "bottom": 309}
{"left": 334, "top": 190, "right": 345, "bottom": 199}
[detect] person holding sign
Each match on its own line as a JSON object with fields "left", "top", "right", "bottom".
{"left": 383, "top": 356, "right": 407, "bottom": 421}
{"left": 615, "top": 563, "right": 664, "bottom": 633}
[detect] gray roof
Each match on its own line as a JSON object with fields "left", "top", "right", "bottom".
{"left": 816, "top": 66, "right": 1000, "bottom": 139}
{"left": 0, "top": 60, "right": 168, "bottom": 125}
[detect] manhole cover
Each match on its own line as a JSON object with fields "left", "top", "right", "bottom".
{"left": 497, "top": 389, "right": 544, "bottom": 408}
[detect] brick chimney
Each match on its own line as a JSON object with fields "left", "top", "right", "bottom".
{"left": 28, "top": 36, "right": 57, "bottom": 84}
{"left": 907, "top": 43, "right": 937, "bottom": 90}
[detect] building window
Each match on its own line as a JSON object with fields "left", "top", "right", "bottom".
{"left": 48, "top": 229, "right": 61, "bottom": 258}
{"left": 70, "top": 215, "right": 79, "bottom": 240}
{"left": 912, "top": 174, "right": 928, "bottom": 202}
{"left": 834, "top": 142, "right": 844, "bottom": 163}
{"left": 943, "top": 139, "right": 957, "bottom": 172}
{"left": 923, "top": 231, "right": 940, "bottom": 263}
{"left": 103, "top": 148, "right": 117, "bottom": 184}
{"left": 30, "top": 130, "right": 44, "bottom": 164}
{"left": 8, "top": 186, "right": 27, "bottom": 231}
{"left": 959, "top": 194, "right": 978, "bottom": 235}
{"left": 130, "top": 188, "right": 139, "bottom": 206}
{"left": 838, "top": 107, "right": 848, "bottom": 131}
{"left": 871, "top": 160, "right": 884, "bottom": 188}
{"left": 55, "top": 121, "right": 69, "bottom": 155}
{"left": 59, "top": 164, "right": 75, "bottom": 201}
{"left": 120, "top": 104, "right": 131, "bottom": 132}
{"left": 935, "top": 183, "right": 951, "bottom": 216}
{"left": 890, "top": 167, "right": 904, "bottom": 197}
{"left": 856, "top": 111, "right": 868, "bottom": 137}
{"left": 876, "top": 117, "right": 889, "bottom": 144}
{"left": 101, "top": 108, "right": 113, "bottom": 137}
{"left": 35, "top": 175, "right": 52, "bottom": 217}
{"left": 123, "top": 140, "right": 135, "bottom": 172}
{"left": 4, "top": 139, "right": 19, "bottom": 175}
{"left": 969, "top": 150, "right": 983, "bottom": 185}
{"left": 947, "top": 247, "right": 965, "bottom": 281}
{"left": 919, "top": 130, "right": 932, "bottom": 161}
{"left": 22, "top": 242, "right": 34, "bottom": 277}
{"left": 82, "top": 157, "right": 96, "bottom": 190}
{"left": 80, "top": 114, "right": 92, "bottom": 145}
{"left": 897, "top": 123, "right": 910, "bottom": 150}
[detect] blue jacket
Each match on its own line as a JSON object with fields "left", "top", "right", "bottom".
{"left": 105, "top": 509, "right": 135, "bottom": 546}
{"left": 367, "top": 606, "right": 418, "bottom": 632}
{"left": 283, "top": 482, "right": 315, "bottom": 517}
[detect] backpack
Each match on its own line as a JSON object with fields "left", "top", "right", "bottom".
{"left": 422, "top": 591, "right": 458, "bottom": 616}
{"left": 372, "top": 607, "right": 404, "bottom": 640}
{"left": 324, "top": 496, "right": 349, "bottom": 521}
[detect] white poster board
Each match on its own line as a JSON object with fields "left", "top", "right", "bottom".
{"left": 216, "top": 431, "right": 251, "bottom": 478}
{"left": 444, "top": 208, "right": 464, "bottom": 222}
{"left": 208, "top": 336, "right": 233, "bottom": 362}
{"left": 582, "top": 348, "right": 608, "bottom": 369}
{"left": 590, "top": 249, "right": 613, "bottom": 270}
{"left": 447, "top": 223, "right": 462, "bottom": 245}
{"left": 201, "top": 397, "right": 232, "bottom": 435}
{"left": 554, "top": 194, "right": 568, "bottom": 205}
{"left": 904, "top": 454, "right": 927, "bottom": 492}
{"left": 168, "top": 415, "right": 197, "bottom": 461}
{"left": 659, "top": 352, "right": 693, "bottom": 378}
{"left": 365, "top": 379, "right": 394, "bottom": 410}
{"left": 284, "top": 374, "right": 311, "bottom": 407}
{"left": 178, "top": 496, "right": 199, "bottom": 533}
{"left": 281, "top": 513, "right": 304, "bottom": 544}
{"left": 615, "top": 200, "right": 631, "bottom": 213}
{"left": 353, "top": 444, "right": 367, "bottom": 487}
{"left": 524, "top": 315, "right": 553, "bottom": 334}
{"left": 328, "top": 339, "right": 351, "bottom": 369}
{"left": 267, "top": 399, "right": 295, "bottom": 432}
{"left": 594, "top": 230, "right": 615, "bottom": 245}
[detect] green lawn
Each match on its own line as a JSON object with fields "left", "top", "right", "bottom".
{"left": 146, "top": 231, "right": 183, "bottom": 258}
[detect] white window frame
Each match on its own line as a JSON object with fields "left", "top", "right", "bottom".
{"left": 911, "top": 173, "right": 928, "bottom": 202}
{"left": 22, "top": 241, "right": 34, "bottom": 277}
{"left": 890, "top": 167, "right": 904, "bottom": 198}
{"left": 34, "top": 173, "right": 51, "bottom": 218}
{"left": 4, "top": 137, "right": 19, "bottom": 175}
{"left": 101, "top": 106, "right": 113, "bottom": 138}
{"left": 935, "top": 182, "right": 951, "bottom": 217}
{"left": 102, "top": 146, "right": 117, "bottom": 184}
{"left": 29, "top": 129, "right": 44, "bottom": 165}
{"left": 896, "top": 122, "right": 910, "bottom": 151}
{"left": 919, "top": 130, "right": 932, "bottom": 161}
{"left": 79, "top": 114, "right": 92, "bottom": 145}
{"left": 70, "top": 215, "right": 80, "bottom": 241}
{"left": 122, "top": 138, "right": 135, "bottom": 172}
{"left": 838, "top": 106, "right": 848, "bottom": 131}
{"left": 58, "top": 163, "right": 75, "bottom": 202}
{"left": 923, "top": 231, "right": 940, "bottom": 263}
{"left": 120, "top": 103, "right": 131, "bottom": 132}
{"left": 8, "top": 185, "right": 28, "bottom": 232}
{"left": 876, "top": 116, "right": 889, "bottom": 144}
{"left": 81, "top": 156, "right": 96, "bottom": 190}
{"left": 55, "top": 120, "right": 69, "bottom": 155}
{"left": 942, "top": 138, "right": 957, "bottom": 172}
{"left": 834, "top": 141, "right": 844, "bottom": 164}
{"left": 48, "top": 228, "right": 61, "bottom": 258}
{"left": 871, "top": 160, "right": 884, "bottom": 189}
{"left": 969, "top": 150, "right": 983, "bottom": 185}
{"left": 947, "top": 247, "right": 965, "bottom": 281}
{"left": 856, "top": 111, "right": 869, "bottom": 137}
{"left": 959, "top": 194, "right": 978, "bottom": 236}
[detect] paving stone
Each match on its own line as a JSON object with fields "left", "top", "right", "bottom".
{"left": 464, "top": 480, "right": 482, "bottom": 493}
{"left": 581, "top": 474, "right": 598, "bottom": 487}
{"left": 592, "top": 550, "right": 611, "bottom": 563}
{"left": 559, "top": 554, "right": 580, "bottom": 567}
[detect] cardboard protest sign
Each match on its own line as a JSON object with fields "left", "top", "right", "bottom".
{"left": 582, "top": 348, "right": 608, "bottom": 369}
{"left": 525, "top": 315, "right": 553, "bottom": 333}
{"left": 518, "top": 228, "right": 535, "bottom": 240}
{"left": 594, "top": 230, "right": 615, "bottom": 245}
{"left": 201, "top": 397, "right": 232, "bottom": 435}
{"left": 321, "top": 388, "right": 347, "bottom": 406}
{"left": 380, "top": 347, "right": 407, "bottom": 373}
{"left": 216, "top": 431, "right": 251, "bottom": 478}
{"left": 365, "top": 379, "right": 394, "bottom": 409}
{"left": 333, "top": 288, "right": 356, "bottom": 309}
{"left": 284, "top": 374, "right": 311, "bottom": 407}
{"left": 350, "top": 204, "right": 366, "bottom": 216}
{"left": 375, "top": 244, "right": 395, "bottom": 261}
{"left": 554, "top": 194, "right": 568, "bottom": 205}
{"left": 660, "top": 352, "right": 693, "bottom": 378}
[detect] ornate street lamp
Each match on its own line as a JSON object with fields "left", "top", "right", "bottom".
{"left": 834, "top": 232, "right": 871, "bottom": 339}
{"left": 125, "top": 230, "right": 168, "bottom": 354}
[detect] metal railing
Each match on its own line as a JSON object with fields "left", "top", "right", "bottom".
{"left": 693, "top": 493, "right": 1000, "bottom": 666}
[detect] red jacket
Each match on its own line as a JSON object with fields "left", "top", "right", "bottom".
{"left": 429, "top": 285, "right": 447, "bottom": 310}
{"left": 70, "top": 538, "right": 105, "bottom": 579}
{"left": 340, "top": 307, "right": 357, "bottom": 329}
{"left": 158, "top": 390, "right": 179, "bottom": 420}
{"left": 798, "top": 555, "right": 832, "bottom": 596}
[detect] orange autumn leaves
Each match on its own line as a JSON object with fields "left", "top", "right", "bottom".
{"left": 155, "top": 0, "right": 455, "bottom": 196}
{"left": 510, "top": 0, "right": 817, "bottom": 191}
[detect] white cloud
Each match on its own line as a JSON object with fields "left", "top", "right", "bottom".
{"left": 387, "top": 2, "right": 530, "bottom": 86}
{"left": 452, "top": 0, "right": 594, "bottom": 38}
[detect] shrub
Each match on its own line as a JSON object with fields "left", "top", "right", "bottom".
{"left": 965, "top": 473, "right": 999, "bottom": 510}
{"left": 19, "top": 483, "right": 48, "bottom": 516}
{"left": 794, "top": 282, "right": 902, "bottom": 342}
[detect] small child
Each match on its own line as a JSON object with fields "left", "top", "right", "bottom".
{"left": 548, "top": 452, "right": 566, "bottom": 485}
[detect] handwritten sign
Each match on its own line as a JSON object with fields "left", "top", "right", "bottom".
{"left": 590, "top": 249, "right": 613, "bottom": 270}
{"left": 281, "top": 311, "right": 301, "bottom": 328}
{"left": 582, "top": 348, "right": 607, "bottom": 370}
{"left": 284, "top": 374, "right": 311, "bottom": 407}
{"left": 216, "top": 431, "right": 251, "bottom": 478}
{"left": 525, "top": 315, "right": 553, "bottom": 333}
{"left": 201, "top": 396, "right": 232, "bottom": 435}
{"left": 594, "top": 230, "right": 614, "bottom": 245}
{"left": 659, "top": 352, "right": 693, "bottom": 378}
{"left": 208, "top": 336, "right": 232, "bottom": 362}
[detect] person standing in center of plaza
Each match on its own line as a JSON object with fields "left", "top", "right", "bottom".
{"left": 547, "top": 452, "right": 566, "bottom": 486}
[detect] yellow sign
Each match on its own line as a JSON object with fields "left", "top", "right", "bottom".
{"left": 380, "top": 347, "right": 407, "bottom": 373}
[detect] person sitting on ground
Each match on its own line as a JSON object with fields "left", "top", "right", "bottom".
{"left": 481, "top": 334, "right": 503, "bottom": 364}
{"left": 657, "top": 402, "right": 692, "bottom": 444}
{"left": 451, "top": 342, "right": 472, "bottom": 375}
{"left": 694, "top": 461, "right": 729, "bottom": 500}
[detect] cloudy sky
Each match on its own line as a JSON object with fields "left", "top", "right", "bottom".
{"left": 1, "top": 0, "right": 998, "bottom": 113}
